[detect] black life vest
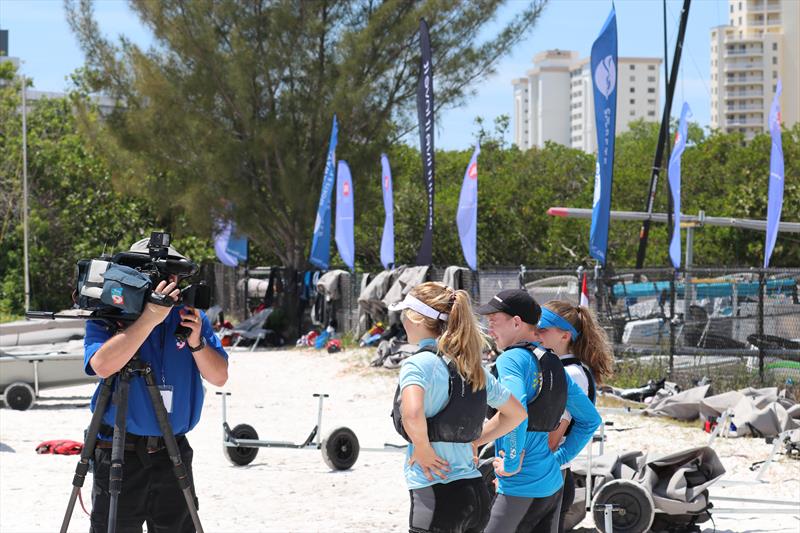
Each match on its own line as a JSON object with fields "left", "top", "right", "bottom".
{"left": 560, "top": 355, "right": 597, "bottom": 436}
{"left": 486, "top": 342, "right": 567, "bottom": 432}
{"left": 392, "top": 350, "right": 487, "bottom": 444}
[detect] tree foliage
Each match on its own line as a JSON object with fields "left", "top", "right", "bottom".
{"left": 0, "top": 62, "right": 213, "bottom": 315}
{"left": 66, "top": 0, "right": 548, "bottom": 269}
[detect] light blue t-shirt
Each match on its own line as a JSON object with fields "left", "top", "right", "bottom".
{"left": 494, "top": 345, "right": 601, "bottom": 498}
{"left": 398, "top": 338, "right": 511, "bottom": 490}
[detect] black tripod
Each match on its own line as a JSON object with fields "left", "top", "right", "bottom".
{"left": 60, "top": 353, "right": 204, "bottom": 533}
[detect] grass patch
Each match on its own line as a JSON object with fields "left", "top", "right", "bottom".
{"left": 0, "top": 311, "right": 23, "bottom": 324}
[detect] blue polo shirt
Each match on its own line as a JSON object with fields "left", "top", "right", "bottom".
{"left": 84, "top": 307, "right": 228, "bottom": 436}
{"left": 398, "top": 338, "right": 511, "bottom": 490}
{"left": 494, "top": 345, "right": 601, "bottom": 498}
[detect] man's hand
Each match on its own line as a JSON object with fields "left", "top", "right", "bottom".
{"left": 493, "top": 449, "right": 525, "bottom": 477}
{"left": 143, "top": 280, "right": 180, "bottom": 325}
{"left": 179, "top": 306, "right": 203, "bottom": 347}
{"left": 408, "top": 443, "right": 450, "bottom": 481}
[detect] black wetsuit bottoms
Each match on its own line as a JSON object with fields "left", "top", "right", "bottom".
{"left": 484, "top": 487, "right": 563, "bottom": 533}
{"left": 409, "top": 477, "right": 491, "bottom": 533}
{"left": 559, "top": 468, "right": 576, "bottom": 533}
{"left": 89, "top": 435, "right": 197, "bottom": 533}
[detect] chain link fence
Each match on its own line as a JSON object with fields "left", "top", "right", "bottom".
{"left": 205, "top": 263, "right": 800, "bottom": 388}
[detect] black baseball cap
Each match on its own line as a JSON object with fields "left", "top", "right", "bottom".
{"left": 476, "top": 289, "right": 541, "bottom": 326}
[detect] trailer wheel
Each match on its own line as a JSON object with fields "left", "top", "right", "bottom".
{"left": 321, "top": 426, "right": 359, "bottom": 471}
{"left": 4, "top": 382, "right": 35, "bottom": 411}
{"left": 224, "top": 423, "right": 259, "bottom": 466}
{"left": 592, "top": 479, "right": 654, "bottom": 533}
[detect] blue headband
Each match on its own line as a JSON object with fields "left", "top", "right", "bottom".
{"left": 538, "top": 308, "right": 580, "bottom": 341}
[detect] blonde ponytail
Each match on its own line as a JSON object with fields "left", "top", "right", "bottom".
{"left": 404, "top": 282, "right": 487, "bottom": 391}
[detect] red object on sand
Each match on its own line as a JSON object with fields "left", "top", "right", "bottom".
{"left": 36, "top": 440, "right": 84, "bottom": 455}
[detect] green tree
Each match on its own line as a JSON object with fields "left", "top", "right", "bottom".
{"left": 66, "top": 0, "right": 547, "bottom": 274}
{"left": 0, "top": 61, "right": 211, "bottom": 316}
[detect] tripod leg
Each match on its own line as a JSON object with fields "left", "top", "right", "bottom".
{"left": 60, "top": 377, "right": 115, "bottom": 533}
{"left": 142, "top": 370, "right": 204, "bottom": 533}
{"left": 107, "top": 370, "right": 132, "bottom": 533}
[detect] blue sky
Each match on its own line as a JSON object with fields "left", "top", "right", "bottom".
{"left": 1, "top": 0, "right": 727, "bottom": 150}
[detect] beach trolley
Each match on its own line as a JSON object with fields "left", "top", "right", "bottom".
{"left": 217, "top": 392, "right": 405, "bottom": 470}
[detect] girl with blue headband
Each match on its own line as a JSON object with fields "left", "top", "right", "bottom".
{"left": 537, "top": 300, "right": 613, "bottom": 533}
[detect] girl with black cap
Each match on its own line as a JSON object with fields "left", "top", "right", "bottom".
{"left": 391, "top": 282, "right": 526, "bottom": 533}
{"left": 537, "top": 300, "right": 613, "bottom": 532}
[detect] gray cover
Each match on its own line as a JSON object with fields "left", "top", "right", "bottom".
{"left": 643, "top": 384, "right": 710, "bottom": 421}
{"left": 700, "top": 387, "right": 798, "bottom": 438}
{"left": 640, "top": 446, "right": 725, "bottom": 514}
{"left": 316, "top": 270, "right": 349, "bottom": 302}
{"left": 699, "top": 390, "right": 744, "bottom": 418}
{"left": 566, "top": 447, "right": 724, "bottom": 530}
{"left": 382, "top": 266, "right": 430, "bottom": 308}
{"left": 357, "top": 268, "right": 403, "bottom": 325}
{"left": 442, "top": 266, "right": 468, "bottom": 290}
{"left": 732, "top": 395, "right": 800, "bottom": 437}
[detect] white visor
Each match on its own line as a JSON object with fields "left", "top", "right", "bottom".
{"left": 389, "top": 294, "right": 449, "bottom": 321}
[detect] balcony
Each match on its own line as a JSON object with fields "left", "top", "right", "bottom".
{"left": 724, "top": 48, "right": 763, "bottom": 57}
{"left": 726, "top": 117, "right": 764, "bottom": 127}
{"left": 726, "top": 104, "right": 764, "bottom": 112}
{"left": 726, "top": 61, "right": 764, "bottom": 71}
{"left": 725, "top": 76, "right": 764, "bottom": 86}
{"left": 724, "top": 90, "right": 764, "bottom": 99}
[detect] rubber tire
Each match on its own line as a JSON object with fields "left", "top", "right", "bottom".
{"left": 224, "top": 423, "right": 259, "bottom": 466}
{"left": 592, "top": 479, "right": 655, "bottom": 533}
{"left": 321, "top": 426, "right": 360, "bottom": 471}
{"left": 4, "top": 382, "right": 35, "bottom": 411}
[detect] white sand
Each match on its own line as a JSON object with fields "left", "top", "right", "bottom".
{"left": 1, "top": 346, "right": 798, "bottom": 532}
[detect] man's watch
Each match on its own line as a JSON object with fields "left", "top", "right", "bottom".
{"left": 188, "top": 337, "right": 207, "bottom": 352}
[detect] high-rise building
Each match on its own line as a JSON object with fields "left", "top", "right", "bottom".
{"left": 513, "top": 50, "right": 662, "bottom": 153}
{"left": 710, "top": 0, "right": 799, "bottom": 141}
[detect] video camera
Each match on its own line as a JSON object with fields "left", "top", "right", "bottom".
{"left": 73, "top": 232, "right": 212, "bottom": 340}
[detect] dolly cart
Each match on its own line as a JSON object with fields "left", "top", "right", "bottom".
{"left": 217, "top": 392, "right": 406, "bottom": 470}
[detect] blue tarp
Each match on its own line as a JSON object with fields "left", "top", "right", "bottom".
{"left": 612, "top": 278, "right": 797, "bottom": 300}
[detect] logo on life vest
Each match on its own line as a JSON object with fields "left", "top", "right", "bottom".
{"left": 176, "top": 340, "right": 186, "bottom": 350}
{"left": 531, "top": 372, "right": 541, "bottom": 392}
{"left": 111, "top": 287, "right": 124, "bottom": 305}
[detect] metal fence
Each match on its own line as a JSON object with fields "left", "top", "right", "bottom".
{"left": 206, "top": 263, "right": 800, "bottom": 387}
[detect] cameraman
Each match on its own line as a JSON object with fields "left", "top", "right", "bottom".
{"left": 83, "top": 240, "right": 228, "bottom": 533}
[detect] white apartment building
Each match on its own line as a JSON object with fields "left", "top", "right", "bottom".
{"left": 513, "top": 50, "right": 662, "bottom": 153}
{"left": 710, "top": 0, "right": 800, "bottom": 141}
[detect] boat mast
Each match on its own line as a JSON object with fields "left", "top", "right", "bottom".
{"left": 22, "top": 74, "right": 30, "bottom": 312}
{"left": 634, "top": 0, "right": 692, "bottom": 270}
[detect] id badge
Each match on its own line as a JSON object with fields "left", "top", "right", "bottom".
{"left": 159, "top": 385, "right": 174, "bottom": 414}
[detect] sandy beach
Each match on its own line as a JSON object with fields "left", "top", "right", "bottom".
{"left": 1, "top": 346, "right": 798, "bottom": 532}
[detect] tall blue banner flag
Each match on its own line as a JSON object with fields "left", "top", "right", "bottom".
{"left": 764, "top": 80, "right": 784, "bottom": 268}
{"left": 380, "top": 154, "right": 395, "bottom": 270}
{"left": 309, "top": 115, "right": 339, "bottom": 269}
{"left": 416, "top": 18, "right": 435, "bottom": 266}
{"left": 668, "top": 102, "right": 691, "bottom": 270}
{"left": 335, "top": 160, "right": 355, "bottom": 271}
{"left": 456, "top": 144, "right": 480, "bottom": 271}
{"left": 214, "top": 220, "right": 239, "bottom": 267}
{"left": 589, "top": 6, "right": 618, "bottom": 265}
{"left": 226, "top": 229, "right": 248, "bottom": 262}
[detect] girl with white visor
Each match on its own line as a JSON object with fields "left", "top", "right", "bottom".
{"left": 391, "top": 282, "right": 526, "bottom": 533}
